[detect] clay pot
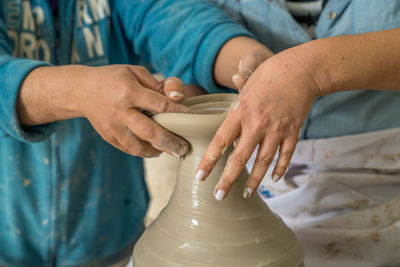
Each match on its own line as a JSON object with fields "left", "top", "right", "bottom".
{"left": 133, "top": 94, "right": 304, "bottom": 266}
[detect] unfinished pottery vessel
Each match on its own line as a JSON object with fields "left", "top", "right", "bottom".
{"left": 133, "top": 94, "right": 304, "bottom": 266}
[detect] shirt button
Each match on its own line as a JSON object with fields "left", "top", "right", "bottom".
{"left": 328, "top": 11, "right": 337, "bottom": 20}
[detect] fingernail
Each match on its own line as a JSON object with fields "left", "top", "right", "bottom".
{"left": 243, "top": 187, "right": 253, "bottom": 199}
{"left": 215, "top": 189, "right": 226, "bottom": 201}
{"left": 272, "top": 174, "right": 281, "bottom": 183}
{"left": 195, "top": 170, "right": 205, "bottom": 181}
{"left": 172, "top": 152, "right": 180, "bottom": 158}
{"left": 233, "top": 137, "right": 240, "bottom": 147}
{"left": 169, "top": 91, "right": 184, "bottom": 99}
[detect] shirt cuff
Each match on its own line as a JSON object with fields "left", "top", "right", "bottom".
{"left": 0, "top": 56, "right": 55, "bottom": 142}
{"left": 194, "top": 22, "right": 253, "bottom": 94}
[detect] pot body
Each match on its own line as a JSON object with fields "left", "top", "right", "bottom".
{"left": 133, "top": 94, "right": 304, "bottom": 267}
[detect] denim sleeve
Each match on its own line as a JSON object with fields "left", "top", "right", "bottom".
{"left": 115, "top": 0, "right": 252, "bottom": 94}
{"left": 0, "top": 18, "right": 54, "bottom": 142}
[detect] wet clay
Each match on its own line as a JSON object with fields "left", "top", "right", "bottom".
{"left": 133, "top": 94, "right": 304, "bottom": 267}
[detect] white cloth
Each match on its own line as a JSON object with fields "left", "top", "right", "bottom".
{"left": 247, "top": 128, "right": 400, "bottom": 267}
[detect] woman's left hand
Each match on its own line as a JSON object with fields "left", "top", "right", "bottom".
{"left": 195, "top": 47, "right": 321, "bottom": 201}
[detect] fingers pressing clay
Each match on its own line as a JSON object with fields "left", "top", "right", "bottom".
{"left": 123, "top": 109, "right": 189, "bottom": 157}
{"left": 195, "top": 115, "right": 241, "bottom": 183}
{"left": 214, "top": 131, "right": 259, "bottom": 201}
{"left": 163, "top": 77, "right": 184, "bottom": 102}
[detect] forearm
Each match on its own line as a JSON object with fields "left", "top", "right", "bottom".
{"left": 297, "top": 28, "right": 400, "bottom": 95}
{"left": 17, "top": 65, "right": 86, "bottom": 126}
{"left": 213, "top": 36, "right": 274, "bottom": 88}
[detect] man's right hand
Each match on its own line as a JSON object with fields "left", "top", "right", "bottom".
{"left": 18, "top": 65, "right": 191, "bottom": 158}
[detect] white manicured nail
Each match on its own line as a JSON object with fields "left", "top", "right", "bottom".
{"left": 169, "top": 91, "right": 184, "bottom": 99}
{"left": 272, "top": 174, "right": 281, "bottom": 182}
{"left": 233, "top": 137, "right": 240, "bottom": 147}
{"left": 195, "top": 170, "right": 205, "bottom": 181}
{"left": 243, "top": 187, "right": 253, "bottom": 199}
{"left": 215, "top": 189, "right": 226, "bottom": 201}
{"left": 172, "top": 152, "right": 180, "bottom": 158}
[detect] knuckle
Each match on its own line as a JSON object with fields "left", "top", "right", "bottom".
{"left": 287, "top": 122, "right": 301, "bottom": 134}
{"left": 138, "top": 123, "right": 156, "bottom": 139}
{"left": 279, "top": 150, "right": 293, "bottom": 160}
{"left": 117, "top": 85, "right": 132, "bottom": 100}
{"left": 230, "top": 152, "right": 248, "bottom": 167}
{"left": 113, "top": 86, "right": 131, "bottom": 107}
{"left": 254, "top": 155, "right": 273, "bottom": 166}
{"left": 253, "top": 118, "right": 268, "bottom": 132}
{"left": 154, "top": 99, "right": 171, "bottom": 112}
{"left": 213, "top": 134, "right": 228, "bottom": 150}
{"left": 249, "top": 175, "right": 263, "bottom": 185}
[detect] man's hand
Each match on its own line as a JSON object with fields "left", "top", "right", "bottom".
{"left": 196, "top": 48, "right": 320, "bottom": 201}
{"left": 18, "top": 65, "right": 192, "bottom": 158}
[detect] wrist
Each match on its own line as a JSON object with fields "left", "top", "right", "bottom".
{"left": 18, "top": 65, "right": 89, "bottom": 126}
{"left": 64, "top": 65, "right": 94, "bottom": 118}
{"left": 287, "top": 41, "right": 333, "bottom": 97}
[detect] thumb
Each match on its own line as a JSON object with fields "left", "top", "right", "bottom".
{"left": 163, "top": 77, "right": 184, "bottom": 102}
{"left": 232, "top": 68, "right": 253, "bottom": 92}
{"left": 232, "top": 51, "right": 271, "bottom": 91}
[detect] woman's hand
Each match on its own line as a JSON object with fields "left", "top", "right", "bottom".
{"left": 196, "top": 48, "right": 321, "bottom": 201}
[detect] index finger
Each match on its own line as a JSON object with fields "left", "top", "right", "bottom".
{"left": 133, "top": 84, "right": 193, "bottom": 114}
{"left": 195, "top": 114, "right": 241, "bottom": 181}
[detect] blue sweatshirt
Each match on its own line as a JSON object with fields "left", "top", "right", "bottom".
{"left": 0, "top": 0, "right": 250, "bottom": 266}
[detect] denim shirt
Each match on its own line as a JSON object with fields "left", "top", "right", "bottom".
{"left": 0, "top": 0, "right": 250, "bottom": 265}
{"left": 209, "top": 0, "right": 400, "bottom": 139}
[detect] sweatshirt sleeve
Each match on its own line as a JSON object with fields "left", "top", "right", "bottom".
{"left": 115, "top": 0, "right": 252, "bottom": 94}
{"left": 0, "top": 18, "right": 54, "bottom": 143}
